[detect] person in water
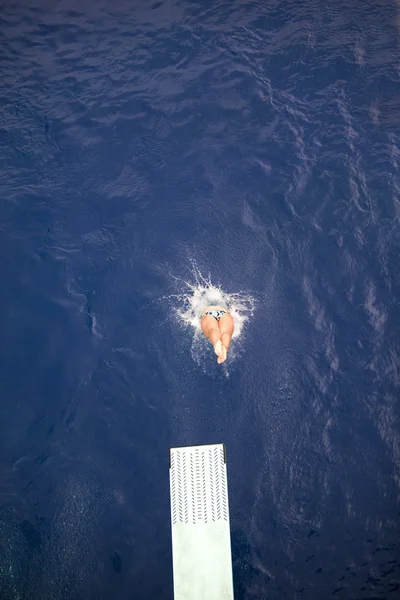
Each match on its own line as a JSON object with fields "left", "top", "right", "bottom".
{"left": 200, "top": 306, "right": 234, "bottom": 364}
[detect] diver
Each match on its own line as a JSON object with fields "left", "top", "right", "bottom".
{"left": 200, "top": 305, "right": 234, "bottom": 364}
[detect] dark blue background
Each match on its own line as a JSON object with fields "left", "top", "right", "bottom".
{"left": 1, "top": 0, "right": 399, "bottom": 598}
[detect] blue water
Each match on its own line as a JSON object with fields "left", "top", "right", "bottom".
{"left": 1, "top": 1, "right": 400, "bottom": 598}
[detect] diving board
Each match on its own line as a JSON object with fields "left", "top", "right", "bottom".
{"left": 169, "top": 443, "right": 234, "bottom": 600}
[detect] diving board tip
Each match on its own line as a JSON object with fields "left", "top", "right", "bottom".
{"left": 169, "top": 443, "right": 234, "bottom": 600}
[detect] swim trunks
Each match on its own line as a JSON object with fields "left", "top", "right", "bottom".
{"left": 200, "top": 310, "right": 229, "bottom": 321}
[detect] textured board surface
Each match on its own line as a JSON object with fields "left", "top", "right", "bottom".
{"left": 169, "top": 444, "right": 234, "bottom": 600}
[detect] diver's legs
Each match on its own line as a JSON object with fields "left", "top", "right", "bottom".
{"left": 201, "top": 315, "right": 223, "bottom": 359}
{"left": 221, "top": 333, "right": 231, "bottom": 352}
{"left": 219, "top": 314, "right": 234, "bottom": 352}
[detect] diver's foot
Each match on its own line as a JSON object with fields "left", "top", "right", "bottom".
{"left": 214, "top": 339, "right": 223, "bottom": 359}
{"left": 217, "top": 344, "right": 227, "bottom": 364}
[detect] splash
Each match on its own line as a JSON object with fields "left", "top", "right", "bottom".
{"left": 164, "top": 263, "right": 256, "bottom": 369}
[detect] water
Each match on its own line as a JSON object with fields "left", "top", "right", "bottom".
{"left": 1, "top": 0, "right": 399, "bottom": 598}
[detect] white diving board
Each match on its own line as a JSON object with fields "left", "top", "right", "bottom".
{"left": 169, "top": 443, "right": 234, "bottom": 600}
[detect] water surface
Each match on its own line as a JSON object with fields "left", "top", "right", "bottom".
{"left": 1, "top": 0, "right": 399, "bottom": 598}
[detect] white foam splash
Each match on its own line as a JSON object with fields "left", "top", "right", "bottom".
{"left": 163, "top": 263, "right": 256, "bottom": 369}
